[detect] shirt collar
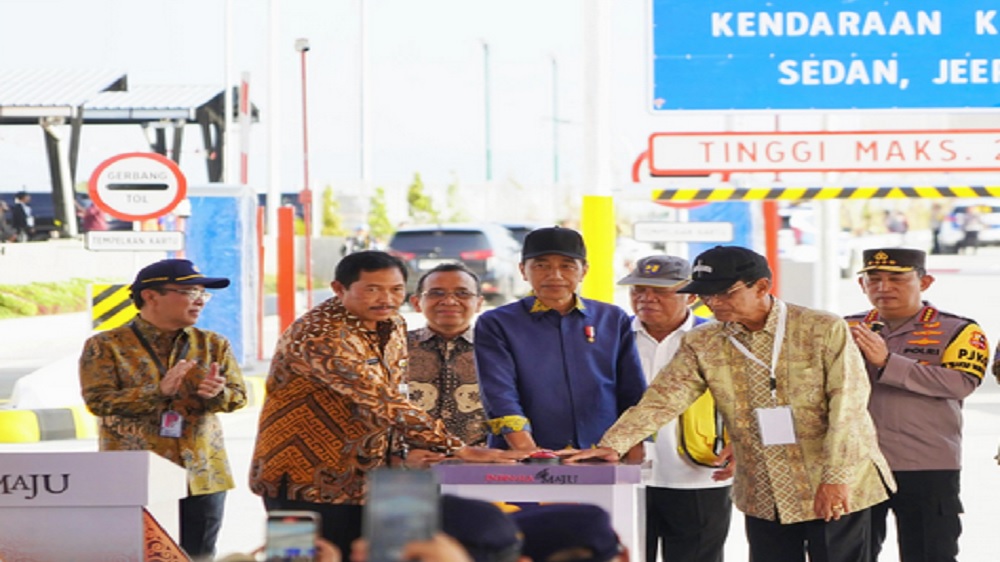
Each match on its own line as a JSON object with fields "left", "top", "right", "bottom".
{"left": 527, "top": 293, "right": 587, "bottom": 315}
{"left": 863, "top": 301, "right": 938, "bottom": 326}
{"left": 131, "top": 314, "right": 190, "bottom": 343}
{"left": 412, "top": 325, "right": 475, "bottom": 344}
{"left": 724, "top": 296, "right": 781, "bottom": 338}
{"left": 631, "top": 311, "right": 695, "bottom": 339}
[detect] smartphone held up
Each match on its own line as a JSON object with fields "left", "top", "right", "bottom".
{"left": 364, "top": 468, "right": 441, "bottom": 562}
{"left": 265, "top": 510, "right": 320, "bottom": 562}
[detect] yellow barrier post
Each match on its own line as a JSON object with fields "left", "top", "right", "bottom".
{"left": 580, "top": 195, "right": 616, "bottom": 304}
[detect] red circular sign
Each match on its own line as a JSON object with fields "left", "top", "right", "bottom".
{"left": 87, "top": 152, "right": 187, "bottom": 221}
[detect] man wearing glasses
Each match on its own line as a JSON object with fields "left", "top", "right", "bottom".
{"left": 406, "top": 262, "right": 489, "bottom": 451}
{"left": 79, "top": 258, "right": 247, "bottom": 561}
{"left": 474, "top": 226, "right": 646, "bottom": 454}
{"left": 617, "top": 255, "right": 733, "bottom": 562}
{"left": 565, "top": 245, "right": 894, "bottom": 562}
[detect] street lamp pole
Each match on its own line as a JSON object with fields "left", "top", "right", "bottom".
{"left": 482, "top": 40, "right": 492, "bottom": 182}
{"left": 295, "top": 37, "right": 314, "bottom": 307}
{"left": 551, "top": 54, "right": 560, "bottom": 185}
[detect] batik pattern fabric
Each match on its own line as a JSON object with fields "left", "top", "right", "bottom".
{"left": 79, "top": 315, "right": 247, "bottom": 495}
{"left": 601, "top": 300, "right": 894, "bottom": 524}
{"left": 406, "top": 327, "right": 488, "bottom": 447}
{"left": 249, "top": 297, "right": 462, "bottom": 505}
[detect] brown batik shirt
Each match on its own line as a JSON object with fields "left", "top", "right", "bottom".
{"left": 406, "top": 326, "right": 488, "bottom": 447}
{"left": 249, "top": 297, "right": 463, "bottom": 505}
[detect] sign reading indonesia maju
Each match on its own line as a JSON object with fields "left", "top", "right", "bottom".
{"left": 652, "top": 0, "right": 1000, "bottom": 110}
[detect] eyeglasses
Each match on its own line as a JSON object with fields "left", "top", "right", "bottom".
{"left": 697, "top": 283, "right": 748, "bottom": 303}
{"left": 160, "top": 288, "right": 213, "bottom": 302}
{"left": 629, "top": 285, "right": 681, "bottom": 297}
{"left": 421, "top": 289, "right": 480, "bottom": 300}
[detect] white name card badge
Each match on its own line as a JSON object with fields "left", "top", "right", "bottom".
{"left": 755, "top": 406, "right": 797, "bottom": 446}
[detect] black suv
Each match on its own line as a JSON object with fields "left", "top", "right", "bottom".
{"left": 387, "top": 224, "right": 524, "bottom": 304}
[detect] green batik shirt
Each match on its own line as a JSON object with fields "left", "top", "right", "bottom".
{"left": 79, "top": 315, "right": 247, "bottom": 495}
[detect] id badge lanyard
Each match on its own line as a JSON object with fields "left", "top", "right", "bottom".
{"left": 727, "top": 300, "right": 796, "bottom": 445}
{"left": 130, "top": 322, "right": 190, "bottom": 438}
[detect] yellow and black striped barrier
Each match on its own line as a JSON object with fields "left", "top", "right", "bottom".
{"left": 653, "top": 185, "right": 1000, "bottom": 203}
{"left": 91, "top": 283, "right": 137, "bottom": 331}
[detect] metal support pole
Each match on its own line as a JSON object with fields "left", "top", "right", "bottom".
{"left": 277, "top": 206, "right": 297, "bottom": 333}
{"left": 551, "top": 55, "right": 560, "bottom": 185}
{"left": 296, "top": 38, "right": 314, "bottom": 308}
{"left": 482, "top": 40, "right": 493, "bottom": 182}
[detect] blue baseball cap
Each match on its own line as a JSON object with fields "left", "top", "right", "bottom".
{"left": 511, "top": 504, "right": 621, "bottom": 562}
{"left": 442, "top": 495, "right": 522, "bottom": 562}
{"left": 130, "top": 258, "right": 230, "bottom": 297}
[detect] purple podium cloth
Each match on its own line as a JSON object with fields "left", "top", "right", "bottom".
{"left": 432, "top": 462, "right": 641, "bottom": 485}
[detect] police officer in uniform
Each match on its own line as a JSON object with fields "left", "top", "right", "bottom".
{"left": 846, "top": 248, "right": 988, "bottom": 562}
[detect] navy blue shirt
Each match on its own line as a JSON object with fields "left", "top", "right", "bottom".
{"left": 474, "top": 295, "right": 647, "bottom": 450}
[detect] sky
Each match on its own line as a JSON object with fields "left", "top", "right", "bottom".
{"left": 0, "top": 0, "right": 598, "bottom": 201}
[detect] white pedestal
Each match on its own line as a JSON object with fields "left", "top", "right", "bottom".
{"left": 0, "top": 451, "right": 186, "bottom": 561}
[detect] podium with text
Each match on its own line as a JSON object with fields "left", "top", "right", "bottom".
{"left": 434, "top": 463, "right": 641, "bottom": 560}
{"left": 0, "top": 451, "right": 187, "bottom": 561}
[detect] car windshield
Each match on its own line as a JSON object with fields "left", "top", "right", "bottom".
{"left": 390, "top": 231, "right": 490, "bottom": 254}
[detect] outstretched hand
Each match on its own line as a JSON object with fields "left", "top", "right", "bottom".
{"left": 556, "top": 447, "right": 620, "bottom": 464}
{"left": 454, "top": 447, "right": 529, "bottom": 464}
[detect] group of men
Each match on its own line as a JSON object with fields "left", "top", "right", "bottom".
{"left": 77, "top": 224, "right": 994, "bottom": 562}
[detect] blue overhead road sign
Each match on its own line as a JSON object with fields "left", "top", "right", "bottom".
{"left": 652, "top": 0, "right": 1000, "bottom": 111}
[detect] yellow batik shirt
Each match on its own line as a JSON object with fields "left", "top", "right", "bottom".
{"left": 79, "top": 315, "right": 248, "bottom": 495}
{"left": 601, "top": 300, "right": 894, "bottom": 524}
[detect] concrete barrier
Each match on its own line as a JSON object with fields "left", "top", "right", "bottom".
{"left": 0, "top": 235, "right": 347, "bottom": 285}
{"left": 0, "top": 239, "right": 161, "bottom": 285}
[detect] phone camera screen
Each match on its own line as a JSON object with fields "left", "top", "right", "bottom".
{"left": 265, "top": 514, "right": 318, "bottom": 562}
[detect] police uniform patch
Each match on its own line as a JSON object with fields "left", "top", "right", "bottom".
{"left": 969, "top": 330, "right": 988, "bottom": 351}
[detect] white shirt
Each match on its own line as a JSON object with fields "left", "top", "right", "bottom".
{"left": 633, "top": 314, "right": 729, "bottom": 489}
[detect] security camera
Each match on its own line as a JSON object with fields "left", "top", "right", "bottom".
{"left": 295, "top": 38, "right": 311, "bottom": 52}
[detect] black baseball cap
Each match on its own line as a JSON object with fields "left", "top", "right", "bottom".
{"left": 521, "top": 226, "right": 587, "bottom": 262}
{"left": 130, "top": 258, "right": 230, "bottom": 297}
{"left": 677, "top": 245, "right": 771, "bottom": 295}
